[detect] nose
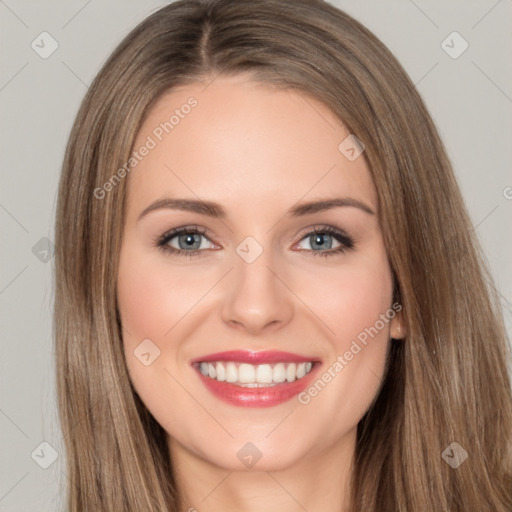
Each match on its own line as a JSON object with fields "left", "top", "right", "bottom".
{"left": 221, "top": 247, "right": 294, "bottom": 336}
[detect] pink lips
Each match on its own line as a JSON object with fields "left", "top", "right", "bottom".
{"left": 191, "top": 350, "right": 321, "bottom": 408}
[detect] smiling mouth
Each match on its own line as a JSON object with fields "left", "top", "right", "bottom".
{"left": 194, "top": 360, "right": 315, "bottom": 387}
{"left": 190, "top": 349, "right": 321, "bottom": 407}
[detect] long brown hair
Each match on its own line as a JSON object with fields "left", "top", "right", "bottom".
{"left": 54, "top": 0, "right": 512, "bottom": 509}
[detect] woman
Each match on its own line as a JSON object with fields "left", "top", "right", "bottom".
{"left": 54, "top": 0, "right": 512, "bottom": 510}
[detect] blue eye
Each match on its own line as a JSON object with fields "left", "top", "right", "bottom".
{"left": 156, "top": 225, "right": 213, "bottom": 256}
{"left": 296, "top": 226, "right": 355, "bottom": 257}
{"left": 156, "top": 224, "right": 355, "bottom": 258}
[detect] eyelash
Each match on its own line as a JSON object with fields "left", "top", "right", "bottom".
{"left": 155, "top": 224, "right": 355, "bottom": 258}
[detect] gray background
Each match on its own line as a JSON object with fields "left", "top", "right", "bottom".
{"left": 1, "top": 0, "right": 511, "bottom": 510}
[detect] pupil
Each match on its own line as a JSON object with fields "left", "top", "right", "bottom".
{"left": 181, "top": 233, "right": 200, "bottom": 249}
{"left": 312, "top": 233, "right": 332, "bottom": 250}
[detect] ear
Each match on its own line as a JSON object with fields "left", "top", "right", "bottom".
{"left": 389, "top": 308, "right": 406, "bottom": 340}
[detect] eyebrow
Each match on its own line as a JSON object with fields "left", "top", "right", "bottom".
{"left": 137, "top": 196, "right": 375, "bottom": 221}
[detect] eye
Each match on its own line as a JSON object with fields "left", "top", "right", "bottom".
{"left": 156, "top": 225, "right": 216, "bottom": 257}
{"left": 155, "top": 224, "right": 355, "bottom": 258}
{"left": 294, "top": 225, "right": 355, "bottom": 257}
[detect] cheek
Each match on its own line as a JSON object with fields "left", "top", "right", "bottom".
{"left": 332, "top": 267, "right": 392, "bottom": 345}
{"left": 117, "top": 250, "right": 208, "bottom": 343}
{"left": 294, "top": 249, "right": 394, "bottom": 349}
{"left": 116, "top": 249, "right": 201, "bottom": 433}
{"left": 116, "top": 247, "right": 181, "bottom": 378}
{"left": 291, "top": 249, "right": 394, "bottom": 403}
{"left": 294, "top": 254, "right": 395, "bottom": 428}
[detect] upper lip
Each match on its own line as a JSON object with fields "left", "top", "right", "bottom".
{"left": 191, "top": 350, "right": 320, "bottom": 365}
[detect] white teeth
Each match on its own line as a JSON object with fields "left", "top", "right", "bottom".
{"left": 238, "top": 363, "right": 256, "bottom": 383}
{"left": 197, "top": 360, "right": 315, "bottom": 386}
{"left": 226, "top": 362, "right": 238, "bottom": 383}
{"left": 256, "top": 364, "right": 273, "bottom": 383}
{"left": 216, "top": 361, "right": 226, "bottom": 381}
{"left": 272, "top": 363, "right": 286, "bottom": 383}
{"left": 286, "top": 363, "right": 296, "bottom": 382}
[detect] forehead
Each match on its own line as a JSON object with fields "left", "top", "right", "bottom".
{"left": 126, "top": 75, "right": 377, "bottom": 216}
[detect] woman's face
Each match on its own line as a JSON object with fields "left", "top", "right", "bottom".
{"left": 117, "top": 74, "right": 403, "bottom": 471}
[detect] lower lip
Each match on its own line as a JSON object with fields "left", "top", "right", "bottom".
{"left": 194, "top": 364, "right": 320, "bottom": 407}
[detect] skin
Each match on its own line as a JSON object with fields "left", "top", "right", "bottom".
{"left": 117, "top": 74, "right": 406, "bottom": 512}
